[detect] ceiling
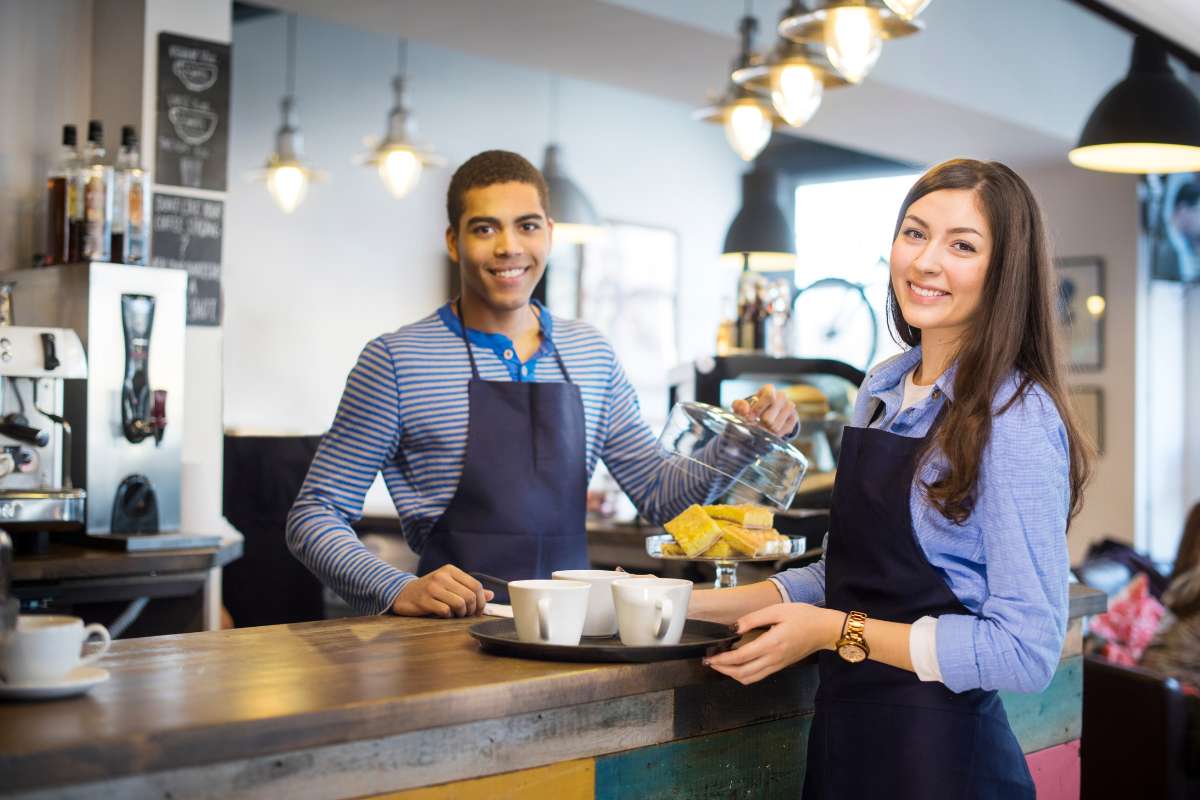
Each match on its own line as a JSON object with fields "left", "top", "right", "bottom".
{"left": 249, "top": 0, "right": 1197, "bottom": 170}
{"left": 1096, "top": 0, "right": 1200, "bottom": 64}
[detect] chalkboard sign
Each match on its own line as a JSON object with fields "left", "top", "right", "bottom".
{"left": 156, "top": 32, "right": 230, "bottom": 191}
{"left": 149, "top": 193, "right": 223, "bottom": 326}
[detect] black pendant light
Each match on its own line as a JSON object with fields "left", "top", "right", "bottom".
{"left": 722, "top": 168, "right": 796, "bottom": 271}
{"left": 543, "top": 76, "right": 602, "bottom": 243}
{"left": 1070, "top": 35, "right": 1200, "bottom": 174}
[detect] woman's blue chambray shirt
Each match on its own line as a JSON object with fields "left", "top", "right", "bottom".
{"left": 771, "top": 346, "right": 1071, "bottom": 694}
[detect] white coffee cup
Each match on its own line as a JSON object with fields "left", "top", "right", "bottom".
{"left": 551, "top": 569, "right": 624, "bottom": 637}
{"left": 0, "top": 615, "right": 111, "bottom": 685}
{"left": 612, "top": 578, "right": 693, "bottom": 646}
{"left": 508, "top": 579, "right": 590, "bottom": 646}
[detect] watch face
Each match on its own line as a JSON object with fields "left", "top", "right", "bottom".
{"left": 838, "top": 643, "right": 867, "bottom": 663}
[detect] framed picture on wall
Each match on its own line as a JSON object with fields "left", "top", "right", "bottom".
{"left": 1068, "top": 385, "right": 1104, "bottom": 455}
{"left": 1055, "top": 256, "right": 1105, "bottom": 371}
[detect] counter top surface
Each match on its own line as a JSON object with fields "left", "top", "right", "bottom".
{"left": 11, "top": 533, "right": 243, "bottom": 582}
{"left": 0, "top": 584, "right": 1104, "bottom": 792}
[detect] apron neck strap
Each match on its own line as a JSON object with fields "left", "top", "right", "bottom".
{"left": 454, "top": 299, "right": 482, "bottom": 380}
{"left": 453, "top": 299, "right": 574, "bottom": 384}
{"left": 549, "top": 344, "right": 573, "bottom": 383}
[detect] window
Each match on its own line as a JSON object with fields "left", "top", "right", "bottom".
{"left": 793, "top": 173, "right": 919, "bottom": 369}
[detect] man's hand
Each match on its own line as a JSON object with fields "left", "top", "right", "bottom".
{"left": 731, "top": 384, "right": 798, "bottom": 438}
{"left": 392, "top": 565, "right": 493, "bottom": 618}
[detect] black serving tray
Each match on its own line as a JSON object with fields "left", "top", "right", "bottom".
{"left": 468, "top": 618, "right": 738, "bottom": 663}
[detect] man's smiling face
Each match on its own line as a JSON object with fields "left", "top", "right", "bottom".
{"left": 447, "top": 181, "right": 553, "bottom": 314}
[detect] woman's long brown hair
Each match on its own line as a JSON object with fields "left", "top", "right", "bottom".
{"left": 887, "top": 159, "right": 1093, "bottom": 526}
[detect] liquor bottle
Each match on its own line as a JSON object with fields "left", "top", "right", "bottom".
{"left": 81, "top": 120, "right": 114, "bottom": 262}
{"left": 113, "top": 126, "right": 149, "bottom": 265}
{"left": 44, "top": 125, "right": 80, "bottom": 266}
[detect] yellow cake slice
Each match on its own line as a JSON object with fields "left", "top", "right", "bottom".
{"left": 701, "top": 539, "right": 737, "bottom": 558}
{"left": 759, "top": 529, "right": 791, "bottom": 556}
{"left": 664, "top": 504, "right": 724, "bottom": 558}
{"left": 660, "top": 542, "right": 685, "bottom": 557}
{"left": 704, "top": 504, "right": 774, "bottom": 530}
{"left": 713, "top": 519, "right": 762, "bottom": 557}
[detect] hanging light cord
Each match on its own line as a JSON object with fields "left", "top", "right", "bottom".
{"left": 285, "top": 13, "right": 297, "bottom": 98}
{"left": 549, "top": 74, "right": 559, "bottom": 143}
{"left": 397, "top": 37, "right": 407, "bottom": 79}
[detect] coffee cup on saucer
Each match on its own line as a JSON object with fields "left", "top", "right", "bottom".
{"left": 0, "top": 615, "right": 111, "bottom": 686}
{"left": 612, "top": 578, "right": 693, "bottom": 646}
{"left": 508, "top": 579, "right": 590, "bottom": 646}
{"left": 551, "top": 569, "right": 624, "bottom": 637}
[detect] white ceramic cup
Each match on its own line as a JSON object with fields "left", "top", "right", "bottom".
{"left": 551, "top": 569, "right": 625, "bottom": 637}
{"left": 612, "top": 578, "right": 693, "bottom": 646}
{"left": 508, "top": 579, "right": 590, "bottom": 646}
{"left": 0, "top": 615, "right": 111, "bottom": 684}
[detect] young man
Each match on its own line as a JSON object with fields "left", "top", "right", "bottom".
{"left": 287, "top": 150, "right": 797, "bottom": 617}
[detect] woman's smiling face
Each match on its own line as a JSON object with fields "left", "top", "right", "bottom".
{"left": 890, "top": 188, "right": 992, "bottom": 343}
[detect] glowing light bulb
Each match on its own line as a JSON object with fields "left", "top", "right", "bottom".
{"left": 1085, "top": 294, "right": 1106, "bottom": 318}
{"left": 824, "top": 6, "right": 883, "bottom": 84}
{"left": 724, "top": 101, "right": 772, "bottom": 161}
{"left": 883, "top": 0, "right": 931, "bottom": 21}
{"left": 770, "top": 63, "right": 824, "bottom": 127}
{"left": 266, "top": 164, "right": 309, "bottom": 213}
{"left": 378, "top": 148, "right": 422, "bottom": 198}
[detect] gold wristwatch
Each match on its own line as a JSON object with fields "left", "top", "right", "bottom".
{"left": 835, "top": 611, "right": 869, "bottom": 663}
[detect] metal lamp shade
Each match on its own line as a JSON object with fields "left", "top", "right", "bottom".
{"left": 543, "top": 144, "right": 603, "bottom": 243}
{"left": 722, "top": 169, "right": 796, "bottom": 271}
{"left": 1070, "top": 36, "right": 1200, "bottom": 174}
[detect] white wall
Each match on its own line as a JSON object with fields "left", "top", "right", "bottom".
{"left": 1022, "top": 165, "right": 1141, "bottom": 565}
{"left": 223, "top": 14, "right": 743, "bottom": 434}
{"left": 0, "top": 0, "right": 93, "bottom": 272}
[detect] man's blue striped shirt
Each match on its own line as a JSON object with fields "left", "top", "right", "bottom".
{"left": 286, "top": 301, "right": 696, "bottom": 615}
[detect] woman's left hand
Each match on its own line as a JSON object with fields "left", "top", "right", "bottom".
{"left": 704, "top": 603, "right": 841, "bottom": 685}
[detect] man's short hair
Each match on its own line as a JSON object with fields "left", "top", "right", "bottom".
{"left": 446, "top": 150, "right": 549, "bottom": 231}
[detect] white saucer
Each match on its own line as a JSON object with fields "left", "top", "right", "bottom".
{"left": 0, "top": 666, "right": 110, "bottom": 701}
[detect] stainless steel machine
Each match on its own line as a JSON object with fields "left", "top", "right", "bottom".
{"left": 0, "top": 325, "right": 88, "bottom": 550}
{"left": 12, "top": 263, "right": 185, "bottom": 536}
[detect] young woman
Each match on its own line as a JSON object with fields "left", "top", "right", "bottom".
{"left": 694, "top": 159, "right": 1094, "bottom": 799}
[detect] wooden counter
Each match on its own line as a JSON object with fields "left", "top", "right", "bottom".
{"left": 0, "top": 585, "right": 1105, "bottom": 799}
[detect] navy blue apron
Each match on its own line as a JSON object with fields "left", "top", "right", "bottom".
{"left": 803, "top": 404, "right": 1035, "bottom": 799}
{"left": 416, "top": 302, "right": 590, "bottom": 603}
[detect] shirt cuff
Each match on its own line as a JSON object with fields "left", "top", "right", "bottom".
{"left": 769, "top": 568, "right": 824, "bottom": 606}
{"left": 767, "top": 576, "right": 789, "bottom": 603}
{"left": 380, "top": 573, "right": 419, "bottom": 615}
{"left": 909, "top": 615, "right": 943, "bottom": 683}
{"left": 934, "top": 613, "right": 981, "bottom": 693}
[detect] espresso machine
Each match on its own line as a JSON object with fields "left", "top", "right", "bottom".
{"left": 12, "top": 263, "right": 185, "bottom": 539}
{"left": 0, "top": 325, "right": 88, "bottom": 552}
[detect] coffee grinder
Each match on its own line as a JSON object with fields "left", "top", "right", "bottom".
{"left": 12, "top": 263, "right": 185, "bottom": 540}
{"left": 0, "top": 325, "right": 88, "bottom": 554}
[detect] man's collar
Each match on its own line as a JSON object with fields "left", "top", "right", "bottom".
{"left": 437, "top": 298, "right": 553, "bottom": 348}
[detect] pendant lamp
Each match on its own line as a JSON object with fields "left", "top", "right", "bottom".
{"left": 1069, "top": 35, "right": 1200, "bottom": 174}
{"left": 543, "top": 77, "right": 602, "bottom": 244}
{"left": 695, "top": 12, "right": 786, "bottom": 161}
{"left": 359, "top": 39, "right": 445, "bottom": 198}
{"left": 255, "top": 14, "right": 324, "bottom": 213}
{"left": 882, "top": 0, "right": 931, "bottom": 21}
{"left": 779, "top": 0, "right": 921, "bottom": 85}
{"left": 722, "top": 167, "right": 796, "bottom": 272}
{"left": 732, "top": 1, "right": 848, "bottom": 128}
